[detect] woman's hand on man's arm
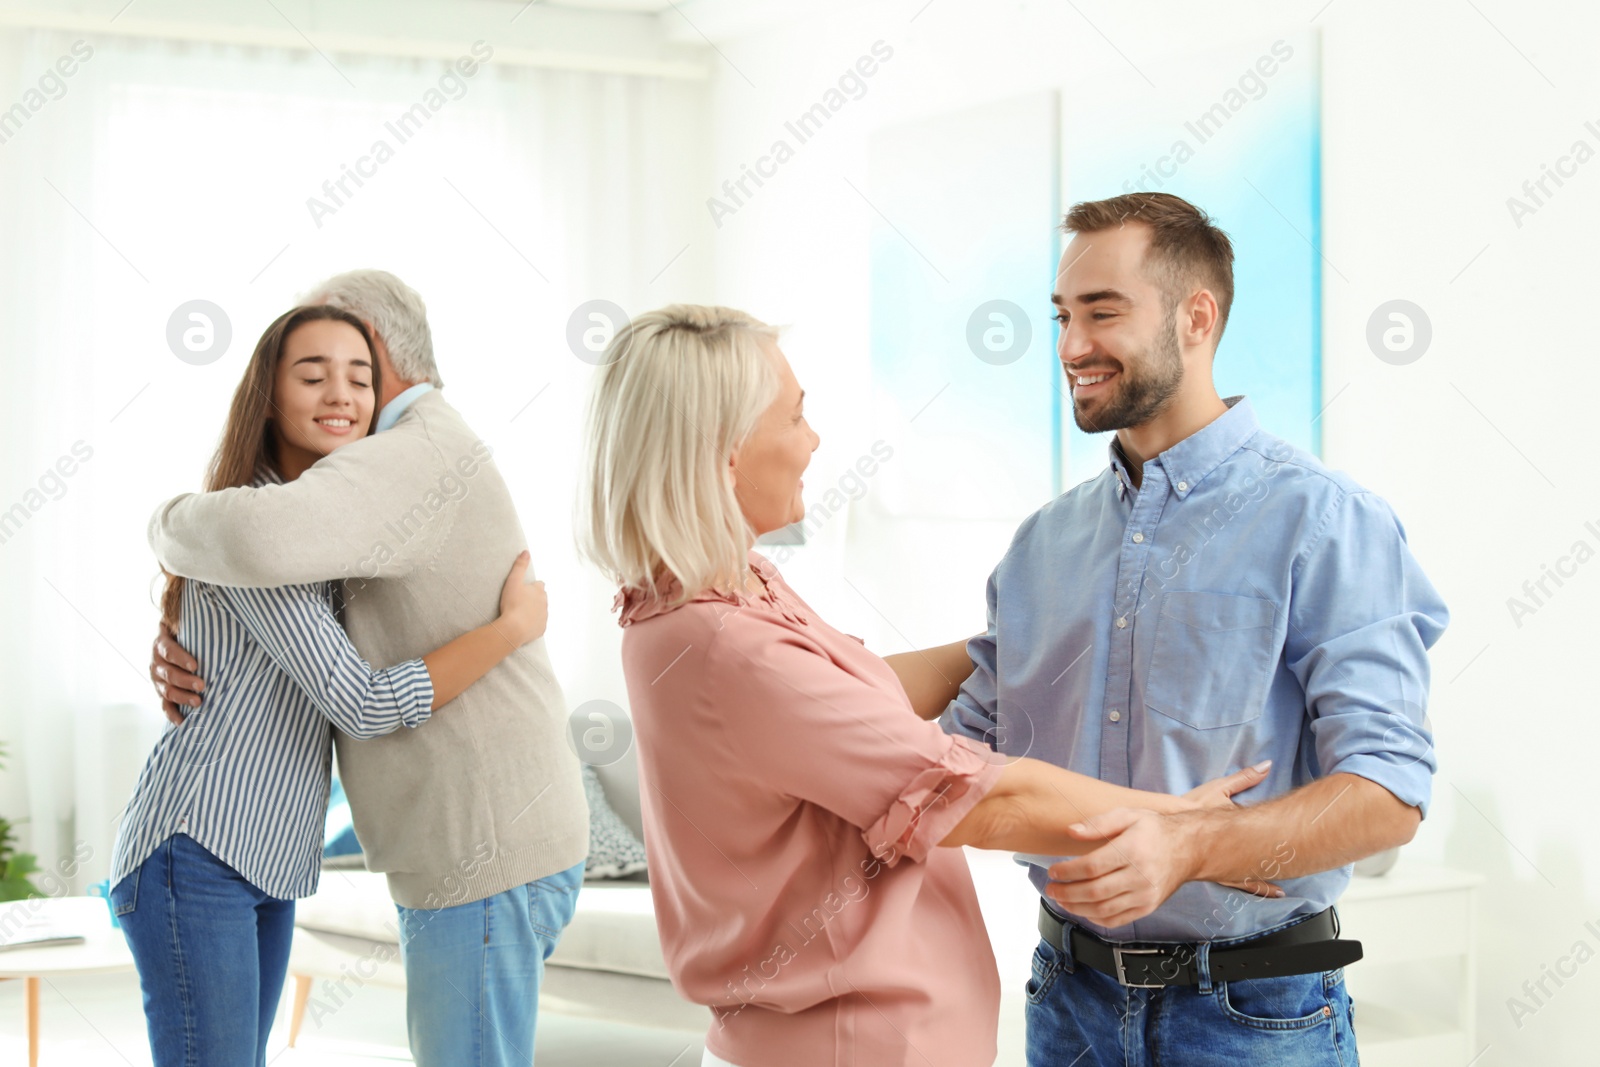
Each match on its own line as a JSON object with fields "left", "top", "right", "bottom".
{"left": 421, "top": 551, "right": 547, "bottom": 709}
{"left": 938, "top": 756, "right": 1273, "bottom": 857}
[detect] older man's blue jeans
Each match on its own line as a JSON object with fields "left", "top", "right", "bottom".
{"left": 396, "top": 862, "right": 584, "bottom": 1067}
{"left": 1025, "top": 913, "right": 1359, "bottom": 1066}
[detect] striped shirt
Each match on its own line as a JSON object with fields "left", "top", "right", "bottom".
{"left": 112, "top": 467, "right": 435, "bottom": 900}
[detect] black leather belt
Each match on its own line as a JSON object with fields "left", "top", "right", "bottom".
{"left": 1037, "top": 901, "right": 1363, "bottom": 988}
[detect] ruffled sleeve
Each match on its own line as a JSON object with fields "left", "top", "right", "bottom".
{"left": 863, "top": 735, "right": 1005, "bottom": 867}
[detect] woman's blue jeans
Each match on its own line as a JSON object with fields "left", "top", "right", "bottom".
{"left": 112, "top": 834, "right": 295, "bottom": 1067}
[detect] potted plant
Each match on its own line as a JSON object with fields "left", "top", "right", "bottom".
{"left": 0, "top": 742, "right": 43, "bottom": 901}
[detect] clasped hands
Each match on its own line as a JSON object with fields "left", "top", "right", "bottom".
{"left": 1043, "top": 763, "right": 1280, "bottom": 930}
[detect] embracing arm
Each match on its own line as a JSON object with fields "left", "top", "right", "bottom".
{"left": 941, "top": 756, "right": 1272, "bottom": 856}
{"left": 212, "top": 553, "right": 544, "bottom": 736}
{"left": 1184, "top": 772, "right": 1417, "bottom": 882}
{"left": 701, "top": 621, "right": 1273, "bottom": 880}
{"left": 211, "top": 582, "right": 434, "bottom": 738}
{"left": 1043, "top": 773, "right": 1412, "bottom": 927}
{"left": 884, "top": 638, "right": 976, "bottom": 721}
{"left": 421, "top": 553, "right": 547, "bottom": 708}
{"left": 149, "top": 429, "right": 491, "bottom": 587}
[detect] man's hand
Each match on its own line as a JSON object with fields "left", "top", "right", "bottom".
{"left": 1048, "top": 804, "right": 1289, "bottom": 928}
{"left": 1046, "top": 808, "right": 1208, "bottom": 929}
{"left": 150, "top": 624, "right": 204, "bottom": 725}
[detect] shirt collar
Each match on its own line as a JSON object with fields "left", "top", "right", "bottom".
{"left": 251, "top": 460, "right": 284, "bottom": 489}
{"left": 1106, "top": 395, "right": 1258, "bottom": 500}
{"left": 1110, "top": 438, "right": 1135, "bottom": 501}
{"left": 376, "top": 382, "right": 435, "bottom": 433}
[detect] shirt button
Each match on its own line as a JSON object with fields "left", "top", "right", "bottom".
{"left": 1132, "top": 532, "right": 1144, "bottom": 543}
{"left": 1115, "top": 616, "right": 1128, "bottom": 629}
{"left": 1177, "top": 481, "right": 1189, "bottom": 492}
{"left": 1109, "top": 710, "right": 1122, "bottom": 722}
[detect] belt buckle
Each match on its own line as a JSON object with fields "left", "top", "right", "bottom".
{"left": 1112, "top": 946, "right": 1165, "bottom": 988}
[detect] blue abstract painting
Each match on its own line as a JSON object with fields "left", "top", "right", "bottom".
{"left": 866, "top": 32, "right": 1322, "bottom": 517}
{"left": 867, "top": 90, "right": 1061, "bottom": 520}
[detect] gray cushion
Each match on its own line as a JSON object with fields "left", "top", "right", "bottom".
{"left": 583, "top": 764, "right": 648, "bottom": 880}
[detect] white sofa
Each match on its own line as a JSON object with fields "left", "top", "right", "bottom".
{"left": 284, "top": 755, "right": 711, "bottom": 1046}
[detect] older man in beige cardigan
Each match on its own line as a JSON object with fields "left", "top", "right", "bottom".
{"left": 147, "top": 269, "right": 587, "bottom": 1067}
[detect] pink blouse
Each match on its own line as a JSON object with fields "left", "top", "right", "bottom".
{"left": 617, "top": 552, "right": 1004, "bottom": 1067}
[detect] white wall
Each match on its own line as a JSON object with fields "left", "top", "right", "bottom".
{"left": 693, "top": 0, "right": 1600, "bottom": 1062}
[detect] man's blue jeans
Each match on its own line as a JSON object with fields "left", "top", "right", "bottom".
{"left": 112, "top": 834, "right": 295, "bottom": 1067}
{"left": 396, "top": 862, "right": 585, "bottom": 1067}
{"left": 1025, "top": 914, "right": 1359, "bottom": 1066}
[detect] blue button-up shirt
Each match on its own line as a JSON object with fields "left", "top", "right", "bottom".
{"left": 942, "top": 396, "right": 1448, "bottom": 942}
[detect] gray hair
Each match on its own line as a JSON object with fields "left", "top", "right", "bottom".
{"left": 303, "top": 269, "right": 442, "bottom": 387}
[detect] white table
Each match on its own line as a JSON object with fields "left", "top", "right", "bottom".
{"left": 0, "top": 897, "right": 136, "bottom": 1067}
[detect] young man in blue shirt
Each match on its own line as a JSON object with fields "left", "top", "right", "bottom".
{"left": 943, "top": 192, "right": 1448, "bottom": 1065}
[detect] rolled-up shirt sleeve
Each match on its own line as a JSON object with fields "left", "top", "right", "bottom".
{"left": 706, "top": 624, "right": 1004, "bottom": 867}
{"left": 207, "top": 582, "right": 435, "bottom": 739}
{"left": 1286, "top": 490, "right": 1449, "bottom": 816}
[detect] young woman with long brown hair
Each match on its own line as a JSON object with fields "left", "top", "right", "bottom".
{"left": 109, "top": 305, "right": 547, "bottom": 1067}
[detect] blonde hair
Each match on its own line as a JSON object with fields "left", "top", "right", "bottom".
{"left": 579, "top": 304, "right": 781, "bottom": 604}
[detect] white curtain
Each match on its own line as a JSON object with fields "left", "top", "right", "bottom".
{"left": 0, "top": 26, "right": 709, "bottom": 886}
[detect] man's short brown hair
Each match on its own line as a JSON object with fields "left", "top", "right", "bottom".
{"left": 1062, "top": 192, "right": 1235, "bottom": 346}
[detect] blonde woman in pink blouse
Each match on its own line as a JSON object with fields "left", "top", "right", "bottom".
{"left": 578, "top": 305, "right": 1272, "bottom": 1067}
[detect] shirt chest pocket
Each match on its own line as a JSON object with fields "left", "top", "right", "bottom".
{"left": 1143, "top": 591, "right": 1279, "bottom": 730}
